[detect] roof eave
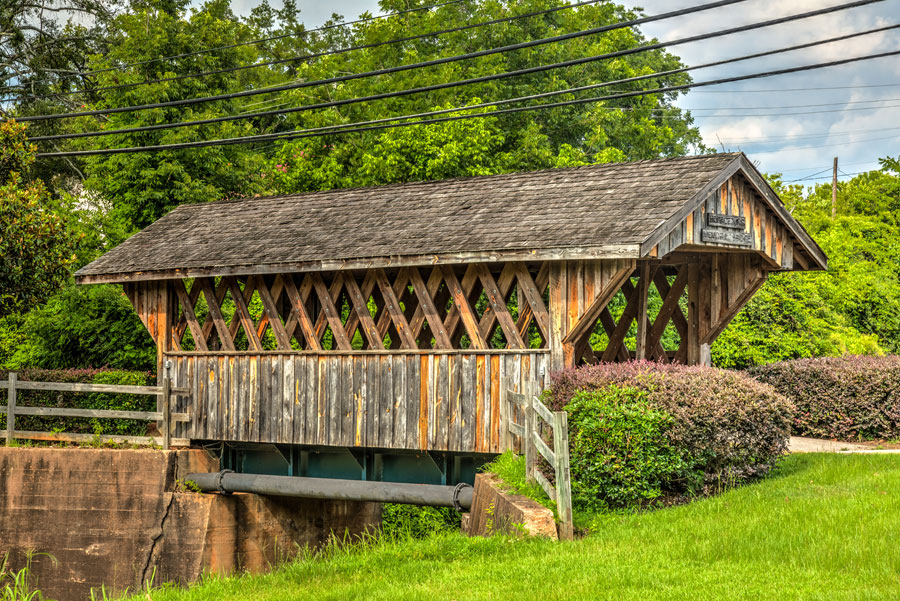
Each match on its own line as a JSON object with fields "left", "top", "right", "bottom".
{"left": 75, "top": 244, "right": 644, "bottom": 285}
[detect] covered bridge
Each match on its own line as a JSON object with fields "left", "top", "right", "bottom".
{"left": 75, "top": 152, "right": 825, "bottom": 482}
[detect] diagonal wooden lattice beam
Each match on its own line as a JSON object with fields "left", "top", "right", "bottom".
{"left": 173, "top": 279, "right": 208, "bottom": 352}
{"left": 197, "top": 277, "right": 236, "bottom": 351}
{"left": 475, "top": 264, "right": 524, "bottom": 348}
{"left": 620, "top": 271, "right": 665, "bottom": 362}
{"left": 476, "top": 263, "right": 516, "bottom": 342}
{"left": 374, "top": 268, "right": 417, "bottom": 349}
{"left": 514, "top": 263, "right": 549, "bottom": 342}
{"left": 173, "top": 279, "right": 202, "bottom": 347}
{"left": 343, "top": 270, "right": 382, "bottom": 349}
{"left": 564, "top": 262, "right": 634, "bottom": 364}
{"left": 283, "top": 274, "right": 321, "bottom": 351}
{"left": 255, "top": 275, "right": 291, "bottom": 350}
{"left": 653, "top": 268, "right": 688, "bottom": 340}
{"left": 227, "top": 278, "right": 263, "bottom": 351}
{"left": 441, "top": 264, "right": 487, "bottom": 350}
{"left": 647, "top": 266, "right": 688, "bottom": 354}
{"left": 443, "top": 264, "right": 481, "bottom": 346}
{"left": 311, "top": 272, "right": 353, "bottom": 350}
{"left": 408, "top": 267, "right": 452, "bottom": 349}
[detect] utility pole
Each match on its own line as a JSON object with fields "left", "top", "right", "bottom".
{"left": 832, "top": 156, "right": 838, "bottom": 219}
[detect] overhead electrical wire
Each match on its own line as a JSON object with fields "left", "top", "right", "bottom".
{"left": 1, "top": 0, "right": 607, "bottom": 102}
{"left": 35, "top": 46, "right": 900, "bottom": 157}
{"left": 1, "top": 0, "right": 467, "bottom": 90}
{"left": 28, "top": 11, "right": 895, "bottom": 143}
{"left": 6, "top": 0, "right": 761, "bottom": 123}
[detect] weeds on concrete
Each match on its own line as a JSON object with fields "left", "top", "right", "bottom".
{"left": 0, "top": 551, "right": 55, "bottom": 601}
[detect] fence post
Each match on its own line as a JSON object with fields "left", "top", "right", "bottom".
{"left": 524, "top": 382, "right": 536, "bottom": 484}
{"left": 162, "top": 362, "right": 171, "bottom": 451}
{"left": 553, "top": 409, "right": 574, "bottom": 540}
{"left": 5, "top": 373, "right": 16, "bottom": 446}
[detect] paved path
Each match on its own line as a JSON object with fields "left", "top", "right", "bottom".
{"left": 790, "top": 436, "right": 900, "bottom": 454}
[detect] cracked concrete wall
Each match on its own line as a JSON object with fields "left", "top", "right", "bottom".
{"left": 0, "top": 448, "right": 381, "bottom": 601}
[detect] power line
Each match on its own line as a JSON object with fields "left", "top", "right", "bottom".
{"left": 4, "top": 0, "right": 766, "bottom": 123}
{"left": 29, "top": 12, "right": 895, "bottom": 143}
{"left": 751, "top": 131, "right": 900, "bottom": 154}
{"left": 1, "top": 0, "right": 467, "bottom": 89}
{"left": 717, "top": 125, "right": 900, "bottom": 143}
{"left": 690, "top": 82, "right": 900, "bottom": 93}
{"left": 35, "top": 46, "right": 900, "bottom": 158}
{"left": 1, "top": 0, "right": 605, "bottom": 102}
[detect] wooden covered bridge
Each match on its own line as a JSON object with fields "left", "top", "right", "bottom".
{"left": 75, "top": 152, "right": 825, "bottom": 483}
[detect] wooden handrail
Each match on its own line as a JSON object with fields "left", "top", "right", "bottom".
{"left": 504, "top": 385, "right": 574, "bottom": 540}
{"left": 2, "top": 372, "right": 190, "bottom": 450}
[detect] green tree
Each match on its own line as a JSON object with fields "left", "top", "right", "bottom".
{"left": 0, "top": 121, "right": 74, "bottom": 317}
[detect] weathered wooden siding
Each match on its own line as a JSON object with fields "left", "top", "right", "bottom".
{"left": 653, "top": 173, "right": 801, "bottom": 269}
{"left": 167, "top": 351, "right": 549, "bottom": 454}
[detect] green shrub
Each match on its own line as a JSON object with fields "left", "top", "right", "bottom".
{"left": 566, "top": 386, "right": 697, "bottom": 511}
{"left": 750, "top": 355, "right": 900, "bottom": 441}
{"left": 550, "top": 362, "right": 793, "bottom": 510}
{"left": 8, "top": 284, "right": 155, "bottom": 371}
{"left": 380, "top": 504, "right": 461, "bottom": 539}
{"left": 0, "top": 368, "right": 155, "bottom": 436}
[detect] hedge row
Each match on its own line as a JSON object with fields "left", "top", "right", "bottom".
{"left": 550, "top": 362, "right": 793, "bottom": 510}
{"left": 0, "top": 368, "right": 156, "bottom": 436}
{"left": 751, "top": 355, "right": 900, "bottom": 441}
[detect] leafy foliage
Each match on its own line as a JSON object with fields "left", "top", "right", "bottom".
{"left": 0, "top": 122, "right": 74, "bottom": 318}
{"left": 6, "top": 284, "right": 155, "bottom": 371}
{"left": 380, "top": 504, "right": 461, "bottom": 539}
{"left": 551, "top": 361, "right": 793, "bottom": 510}
{"left": 711, "top": 162, "right": 900, "bottom": 367}
{"left": 751, "top": 355, "right": 900, "bottom": 441}
{"left": 566, "top": 385, "right": 696, "bottom": 511}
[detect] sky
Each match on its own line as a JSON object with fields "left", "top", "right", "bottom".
{"left": 210, "top": 0, "right": 900, "bottom": 183}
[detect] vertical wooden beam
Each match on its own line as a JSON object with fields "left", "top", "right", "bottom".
{"left": 548, "top": 262, "right": 567, "bottom": 371}
{"left": 635, "top": 261, "right": 652, "bottom": 361}
{"left": 5, "top": 372, "right": 16, "bottom": 446}
{"left": 686, "top": 262, "right": 701, "bottom": 365}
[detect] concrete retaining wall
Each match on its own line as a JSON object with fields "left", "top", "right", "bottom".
{"left": 0, "top": 448, "right": 380, "bottom": 600}
{"left": 462, "top": 473, "right": 558, "bottom": 539}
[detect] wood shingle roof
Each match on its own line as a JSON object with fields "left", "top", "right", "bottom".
{"left": 75, "top": 152, "right": 824, "bottom": 283}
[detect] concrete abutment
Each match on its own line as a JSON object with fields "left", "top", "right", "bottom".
{"left": 0, "top": 448, "right": 380, "bottom": 600}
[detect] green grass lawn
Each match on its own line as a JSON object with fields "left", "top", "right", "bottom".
{"left": 141, "top": 454, "right": 900, "bottom": 601}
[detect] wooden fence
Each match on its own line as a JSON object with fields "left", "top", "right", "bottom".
{"left": 506, "top": 387, "right": 573, "bottom": 540}
{"left": 0, "top": 370, "right": 190, "bottom": 449}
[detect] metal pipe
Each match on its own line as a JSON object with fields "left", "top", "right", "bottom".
{"left": 186, "top": 471, "right": 473, "bottom": 510}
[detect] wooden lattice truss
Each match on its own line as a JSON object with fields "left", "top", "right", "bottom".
{"left": 551, "top": 253, "right": 770, "bottom": 367}
{"left": 151, "top": 264, "right": 551, "bottom": 352}
{"left": 125, "top": 253, "right": 769, "bottom": 364}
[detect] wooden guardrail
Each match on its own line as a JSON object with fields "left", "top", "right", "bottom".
{"left": 1, "top": 369, "right": 191, "bottom": 449}
{"left": 506, "top": 387, "right": 573, "bottom": 540}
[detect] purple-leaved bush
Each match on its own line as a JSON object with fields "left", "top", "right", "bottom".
{"left": 550, "top": 361, "right": 793, "bottom": 487}
{"left": 750, "top": 355, "right": 900, "bottom": 441}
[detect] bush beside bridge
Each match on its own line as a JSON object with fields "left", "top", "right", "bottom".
{"left": 751, "top": 355, "right": 900, "bottom": 441}
{"left": 548, "top": 362, "right": 793, "bottom": 511}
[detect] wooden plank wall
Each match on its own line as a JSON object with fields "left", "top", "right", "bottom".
{"left": 167, "top": 351, "right": 549, "bottom": 454}
{"left": 548, "top": 258, "right": 635, "bottom": 370}
{"left": 655, "top": 174, "right": 797, "bottom": 269}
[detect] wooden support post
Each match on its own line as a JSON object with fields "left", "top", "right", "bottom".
{"left": 524, "top": 382, "right": 536, "bottom": 485}
{"left": 635, "top": 261, "right": 651, "bottom": 361}
{"left": 686, "top": 263, "right": 701, "bottom": 365}
{"left": 5, "top": 372, "right": 16, "bottom": 446}
{"left": 553, "top": 409, "right": 573, "bottom": 541}
{"left": 162, "top": 365, "right": 171, "bottom": 450}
